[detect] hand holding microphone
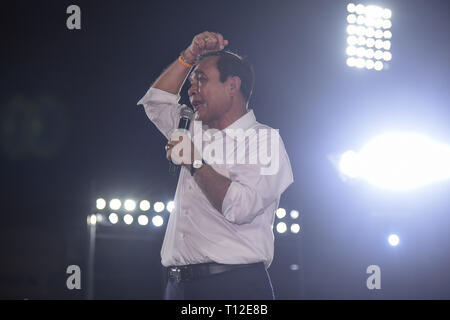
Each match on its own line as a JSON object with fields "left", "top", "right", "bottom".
{"left": 167, "top": 106, "right": 194, "bottom": 174}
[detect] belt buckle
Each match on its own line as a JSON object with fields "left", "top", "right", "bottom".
{"left": 170, "top": 267, "right": 182, "bottom": 283}
{"left": 170, "top": 266, "right": 194, "bottom": 282}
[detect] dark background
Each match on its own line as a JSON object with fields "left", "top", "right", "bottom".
{"left": 1, "top": 0, "right": 450, "bottom": 299}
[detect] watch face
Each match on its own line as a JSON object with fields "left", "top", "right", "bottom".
{"left": 193, "top": 159, "right": 203, "bottom": 169}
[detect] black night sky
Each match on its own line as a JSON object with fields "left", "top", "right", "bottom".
{"left": 1, "top": 0, "right": 450, "bottom": 299}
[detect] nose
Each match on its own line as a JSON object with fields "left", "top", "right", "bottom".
{"left": 188, "top": 83, "right": 198, "bottom": 98}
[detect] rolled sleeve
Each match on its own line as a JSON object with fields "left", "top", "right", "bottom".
{"left": 221, "top": 134, "right": 294, "bottom": 225}
{"left": 137, "top": 87, "right": 182, "bottom": 139}
{"left": 222, "top": 180, "right": 264, "bottom": 225}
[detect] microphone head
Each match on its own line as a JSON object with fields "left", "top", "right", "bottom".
{"left": 180, "top": 106, "right": 194, "bottom": 120}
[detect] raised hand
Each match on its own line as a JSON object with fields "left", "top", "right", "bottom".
{"left": 183, "top": 31, "right": 229, "bottom": 65}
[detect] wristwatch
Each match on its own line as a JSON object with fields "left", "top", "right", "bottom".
{"left": 190, "top": 159, "right": 206, "bottom": 176}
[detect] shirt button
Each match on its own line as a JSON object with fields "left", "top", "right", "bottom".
{"left": 188, "top": 185, "right": 192, "bottom": 190}
{"left": 180, "top": 233, "right": 185, "bottom": 238}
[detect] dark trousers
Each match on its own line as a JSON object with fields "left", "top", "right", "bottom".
{"left": 164, "top": 263, "right": 275, "bottom": 300}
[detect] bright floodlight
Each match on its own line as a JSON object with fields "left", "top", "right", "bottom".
{"left": 383, "top": 51, "right": 392, "bottom": 61}
{"left": 374, "top": 50, "right": 383, "bottom": 60}
{"left": 365, "top": 28, "right": 375, "bottom": 37}
{"left": 355, "top": 58, "right": 365, "bottom": 68}
{"left": 346, "top": 3, "right": 392, "bottom": 71}
{"left": 347, "top": 14, "right": 357, "bottom": 24}
{"left": 154, "top": 201, "right": 165, "bottom": 213}
{"left": 374, "top": 61, "right": 384, "bottom": 70}
{"left": 375, "top": 39, "right": 383, "bottom": 49}
{"left": 96, "top": 198, "right": 106, "bottom": 210}
{"left": 152, "top": 215, "right": 164, "bottom": 227}
{"left": 276, "top": 222, "right": 287, "bottom": 234}
{"left": 347, "top": 35, "right": 357, "bottom": 46}
{"left": 291, "top": 224, "right": 301, "bottom": 234}
{"left": 356, "top": 15, "right": 365, "bottom": 25}
{"left": 290, "top": 264, "right": 299, "bottom": 271}
{"left": 347, "top": 3, "right": 356, "bottom": 13}
{"left": 290, "top": 210, "right": 300, "bottom": 219}
{"left": 139, "top": 200, "right": 151, "bottom": 211}
{"left": 339, "top": 132, "right": 450, "bottom": 190}
{"left": 356, "top": 46, "right": 365, "bottom": 57}
{"left": 388, "top": 234, "right": 400, "bottom": 246}
{"left": 124, "top": 199, "right": 136, "bottom": 211}
{"left": 365, "top": 5, "right": 383, "bottom": 18}
{"left": 346, "top": 57, "right": 356, "bottom": 67}
{"left": 365, "top": 49, "right": 374, "bottom": 59}
{"left": 366, "top": 38, "right": 375, "bottom": 48}
{"left": 355, "top": 4, "right": 365, "bottom": 15}
{"left": 88, "top": 214, "right": 97, "bottom": 225}
{"left": 276, "top": 208, "right": 286, "bottom": 219}
{"left": 346, "top": 46, "right": 357, "bottom": 56}
{"left": 123, "top": 214, "right": 133, "bottom": 225}
{"left": 339, "top": 150, "right": 362, "bottom": 178}
{"left": 110, "top": 199, "right": 121, "bottom": 210}
{"left": 374, "top": 29, "right": 383, "bottom": 39}
{"left": 347, "top": 25, "right": 357, "bottom": 35}
{"left": 166, "top": 201, "right": 175, "bottom": 213}
{"left": 109, "top": 213, "right": 119, "bottom": 224}
{"left": 365, "top": 59, "right": 375, "bottom": 70}
{"left": 138, "top": 215, "right": 149, "bottom": 226}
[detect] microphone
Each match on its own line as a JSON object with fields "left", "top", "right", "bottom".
{"left": 178, "top": 106, "right": 194, "bottom": 132}
{"left": 169, "top": 106, "right": 194, "bottom": 174}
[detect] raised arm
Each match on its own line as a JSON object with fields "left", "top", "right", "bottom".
{"left": 152, "top": 31, "right": 229, "bottom": 95}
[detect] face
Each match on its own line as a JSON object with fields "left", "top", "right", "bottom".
{"left": 188, "top": 56, "right": 232, "bottom": 124}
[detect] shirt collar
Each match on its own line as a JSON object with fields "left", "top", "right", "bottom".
{"left": 195, "top": 109, "right": 257, "bottom": 140}
{"left": 223, "top": 109, "right": 257, "bottom": 137}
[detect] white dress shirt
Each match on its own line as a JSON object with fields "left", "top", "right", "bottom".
{"left": 137, "top": 87, "right": 293, "bottom": 268}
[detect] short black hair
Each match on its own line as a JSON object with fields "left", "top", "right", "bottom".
{"left": 197, "top": 51, "right": 254, "bottom": 103}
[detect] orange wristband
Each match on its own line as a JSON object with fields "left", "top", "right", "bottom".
{"left": 178, "top": 56, "right": 193, "bottom": 68}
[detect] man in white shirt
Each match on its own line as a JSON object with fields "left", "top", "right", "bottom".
{"left": 137, "top": 31, "right": 293, "bottom": 300}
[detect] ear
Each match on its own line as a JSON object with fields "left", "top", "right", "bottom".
{"left": 227, "top": 76, "right": 242, "bottom": 97}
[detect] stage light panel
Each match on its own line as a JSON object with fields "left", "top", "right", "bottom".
{"left": 346, "top": 3, "right": 392, "bottom": 71}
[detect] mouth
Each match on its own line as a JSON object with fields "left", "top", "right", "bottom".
{"left": 192, "top": 101, "right": 206, "bottom": 112}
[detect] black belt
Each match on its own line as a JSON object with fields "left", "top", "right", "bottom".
{"left": 167, "top": 262, "right": 263, "bottom": 282}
